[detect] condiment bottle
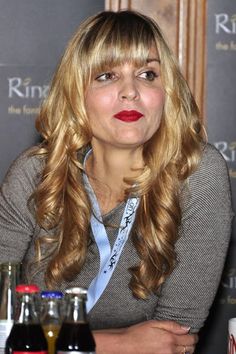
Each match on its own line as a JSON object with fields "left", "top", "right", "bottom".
{"left": 41, "top": 291, "right": 63, "bottom": 354}
{"left": 5, "top": 284, "right": 48, "bottom": 354}
{"left": 56, "top": 287, "right": 96, "bottom": 354}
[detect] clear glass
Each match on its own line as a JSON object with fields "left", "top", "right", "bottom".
{"left": 0, "top": 262, "right": 21, "bottom": 354}
{"left": 0, "top": 262, "right": 21, "bottom": 320}
{"left": 41, "top": 291, "right": 63, "bottom": 354}
{"left": 16, "top": 292, "right": 39, "bottom": 324}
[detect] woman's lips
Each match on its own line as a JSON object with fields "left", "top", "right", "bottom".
{"left": 113, "top": 110, "right": 144, "bottom": 122}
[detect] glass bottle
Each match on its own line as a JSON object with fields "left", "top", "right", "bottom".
{"left": 5, "top": 284, "right": 48, "bottom": 354}
{"left": 56, "top": 287, "right": 96, "bottom": 354}
{"left": 40, "top": 291, "right": 63, "bottom": 354}
{"left": 0, "top": 262, "right": 21, "bottom": 354}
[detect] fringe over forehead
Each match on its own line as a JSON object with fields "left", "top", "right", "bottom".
{"left": 74, "top": 11, "right": 162, "bottom": 82}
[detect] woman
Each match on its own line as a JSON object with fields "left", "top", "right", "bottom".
{"left": 0, "top": 10, "right": 233, "bottom": 354}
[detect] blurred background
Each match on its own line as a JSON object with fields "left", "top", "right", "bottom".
{"left": 0, "top": 1, "right": 235, "bottom": 352}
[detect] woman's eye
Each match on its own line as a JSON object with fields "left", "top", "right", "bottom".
{"left": 95, "top": 72, "right": 116, "bottom": 82}
{"left": 139, "top": 70, "right": 158, "bottom": 81}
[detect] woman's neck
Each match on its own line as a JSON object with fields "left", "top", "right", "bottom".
{"left": 85, "top": 144, "right": 143, "bottom": 214}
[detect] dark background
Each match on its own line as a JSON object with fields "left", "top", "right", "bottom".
{"left": 196, "top": 1, "right": 236, "bottom": 353}
{"left": 0, "top": 0, "right": 104, "bottom": 180}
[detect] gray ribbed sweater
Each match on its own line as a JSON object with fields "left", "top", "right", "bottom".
{"left": 0, "top": 143, "right": 233, "bottom": 333}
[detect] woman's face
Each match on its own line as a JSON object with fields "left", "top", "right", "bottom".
{"left": 85, "top": 47, "right": 165, "bottom": 151}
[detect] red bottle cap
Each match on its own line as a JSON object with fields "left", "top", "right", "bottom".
{"left": 16, "top": 284, "right": 40, "bottom": 293}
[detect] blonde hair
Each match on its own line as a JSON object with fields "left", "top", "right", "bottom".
{"left": 33, "top": 10, "right": 204, "bottom": 298}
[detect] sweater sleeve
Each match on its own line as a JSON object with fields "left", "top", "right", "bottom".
{"left": 152, "top": 144, "right": 234, "bottom": 333}
{"left": 0, "top": 148, "right": 42, "bottom": 262}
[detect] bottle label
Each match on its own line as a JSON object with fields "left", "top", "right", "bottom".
{"left": 13, "top": 352, "right": 48, "bottom": 354}
{"left": 57, "top": 352, "right": 96, "bottom": 354}
{"left": 0, "top": 320, "right": 13, "bottom": 352}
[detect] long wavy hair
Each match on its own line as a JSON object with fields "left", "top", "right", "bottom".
{"left": 33, "top": 10, "right": 204, "bottom": 298}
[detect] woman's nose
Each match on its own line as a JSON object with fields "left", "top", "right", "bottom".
{"left": 118, "top": 78, "right": 139, "bottom": 101}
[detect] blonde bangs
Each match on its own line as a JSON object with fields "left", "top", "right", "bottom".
{"left": 78, "top": 11, "right": 156, "bottom": 85}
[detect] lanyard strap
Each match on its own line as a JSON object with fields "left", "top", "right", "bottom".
{"left": 83, "top": 150, "right": 139, "bottom": 313}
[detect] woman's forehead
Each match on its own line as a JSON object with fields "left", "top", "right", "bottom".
{"left": 147, "top": 46, "right": 160, "bottom": 60}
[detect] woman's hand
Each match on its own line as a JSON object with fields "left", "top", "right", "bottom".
{"left": 93, "top": 320, "right": 198, "bottom": 354}
{"left": 123, "top": 320, "right": 197, "bottom": 354}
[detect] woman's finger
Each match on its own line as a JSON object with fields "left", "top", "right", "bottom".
{"left": 177, "top": 344, "right": 194, "bottom": 354}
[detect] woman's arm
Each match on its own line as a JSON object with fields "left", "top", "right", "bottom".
{"left": 93, "top": 320, "right": 198, "bottom": 354}
{"left": 0, "top": 148, "right": 40, "bottom": 261}
{"left": 152, "top": 144, "right": 234, "bottom": 332}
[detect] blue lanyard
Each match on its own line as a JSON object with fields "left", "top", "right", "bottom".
{"left": 83, "top": 150, "right": 140, "bottom": 313}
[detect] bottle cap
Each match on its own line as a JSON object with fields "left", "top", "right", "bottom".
{"left": 41, "top": 291, "right": 63, "bottom": 299}
{"left": 65, "top": 287, "right": 87, "bottom": 297}
{"left": 16, "top": 284, "right": 40, "bottom": 293}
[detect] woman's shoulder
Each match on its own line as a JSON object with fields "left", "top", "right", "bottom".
{"left": 192, "top": 142, "right": 230, "bottom": 181}
{"left": 2, "top": 146, "right": 45, "bottom": 188}
{"left": 185, "top": 142, "right": 232, "bottom": 209}
{"left": 201, "top": 142, "right": 226, "bottom": 162}
{"left": 180, "top": 142, "right": 233, "bottom": 222}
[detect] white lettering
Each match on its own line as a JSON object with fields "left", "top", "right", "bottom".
{"left": 232, "top": 14, "right": 236, "bottom": 33}
{"left": 215, "top": 141, "right": 231, "bottom": 161}
{"left": 8, "top": 77, "right": 49, "bottom": 99}
{"left": 229, "top": 142, "right": 236, "bottom": 162}
{"left": 8, "top": 78, "right": 24, "bottom": 98}
{"left": 214, "top": 141, "right": 236, "bottom": 163}
{"left": 215, "top": 13, "right": 236, "bottom": 34}
{"left": 215, "top": 14, "right": 231, "bottom": 34}
{"left": 222, "top": 276, "right": 236, "bottom": 289}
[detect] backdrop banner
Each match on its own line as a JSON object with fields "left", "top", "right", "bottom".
{"left": 0, "top": 0, "right": 104, "bottom": 182}
{"left": 196, "top": 1, "right": 236, "bottom": 353}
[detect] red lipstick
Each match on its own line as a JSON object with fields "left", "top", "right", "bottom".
{"left": 114, "top": 110, "right": 143, "bottom": 122}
